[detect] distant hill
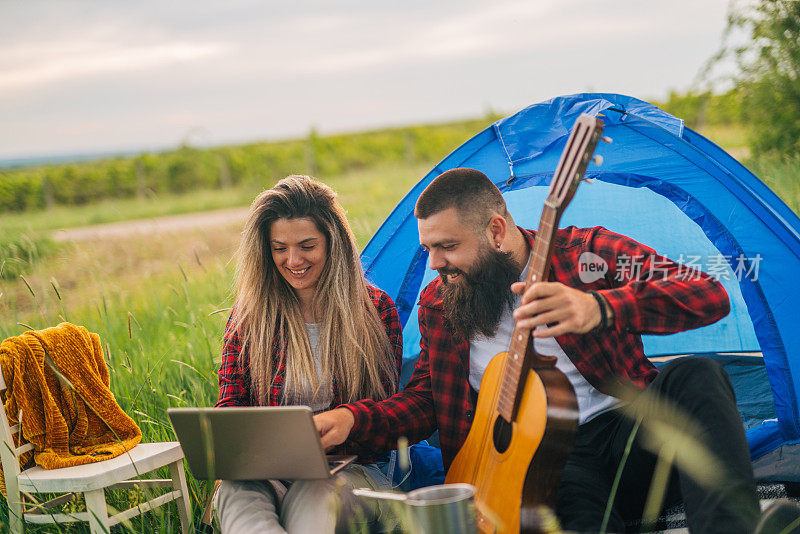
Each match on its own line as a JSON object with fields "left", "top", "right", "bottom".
{"left": 0, "top": 149, "right": 148, "bottom": 170}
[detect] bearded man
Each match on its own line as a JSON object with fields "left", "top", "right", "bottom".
{"left": 314, "top": 168, "right": 772, "bottom": 532}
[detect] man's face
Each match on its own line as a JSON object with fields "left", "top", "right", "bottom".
{"left": 418, "top": 207, "right": 522, "bottom": 339}
{"left": 418, "top": 207, "right": 486, "bottom": 284}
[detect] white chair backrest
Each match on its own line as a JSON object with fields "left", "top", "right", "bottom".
{"left": 0, "top": 367, "right": 14, "bottom": 443}
{"left": 0, "top": 366, "right": 30, "bottom": 478}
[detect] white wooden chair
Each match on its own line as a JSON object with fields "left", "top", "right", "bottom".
{"left": 0, "top": 370, "right": 193, "bottom": 533}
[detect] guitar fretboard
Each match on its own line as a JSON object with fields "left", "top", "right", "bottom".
{"left": 496, "top": 207, "right": 557, "bottom": 421}
{"left": 494, "top": 116, "right": 603, "bottom": 423}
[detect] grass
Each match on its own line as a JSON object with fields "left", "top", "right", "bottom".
{"left": 747, "top": 155, "right": 800, "bottom": 215}
{"left": 692, "top": 123, "right": 800, "bottom": 215}
{"left": 0, "top": 234, "right": 60, "bottom": 281}
{"left": 0, "top": 260, "right": 231, "bottom": 532}
{"left": 0, "top": 164, "right": 426, "bottom": 239}
{"left": 0, "top": 163, "right": 427, "bottom": 288}
{"left": 0, "top": 162, "right": 428, "bottom": 321}
{"left": 693, "top": 123, "right": 800, "bottom": 214}
{"left": 0, "top": 184, "right": 261, "bottom": 286}
{"left": 695, "top": 123, "right": 751, "bottom": 160}
{"left": 0, "top": 162, "right": 426, "bottom": 532}
{"left": 0, "top": 186, "right": 262, "bottom": 238}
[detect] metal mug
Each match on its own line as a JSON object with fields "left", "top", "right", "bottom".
{"left": 352, "top": 483, "right": 478, "bottom": 534}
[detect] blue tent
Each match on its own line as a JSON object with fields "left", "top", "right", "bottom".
{"left": 360, "top": 93, "right": 800, "bottom": 477}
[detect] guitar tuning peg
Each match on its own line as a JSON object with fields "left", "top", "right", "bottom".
{"left": 601, "top": 136, "right": 613, "bottom": 144}
{"left": 592, "top": 155, "right": 604, "bottom": 166}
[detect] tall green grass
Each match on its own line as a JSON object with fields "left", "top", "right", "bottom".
{"left": 747, "top": 155, "right": 800, "bottom": 215}
{"left": 0, "top": 261, "right": 232, "bottom": 531}
{"left": 0, "top": 234, "right": 60, "bottom": 281}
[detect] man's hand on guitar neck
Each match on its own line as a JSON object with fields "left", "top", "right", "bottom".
{"left": 313, "top": 407, "right": 355, "bottom": 450}
{"left": 511, "top": 281, "right": 613, "bottom": 337}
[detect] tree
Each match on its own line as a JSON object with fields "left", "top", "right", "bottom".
{"left": 722, "top": 0, "right": 800, "bottom": 156}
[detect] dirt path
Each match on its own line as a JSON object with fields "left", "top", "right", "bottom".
{"left": 52, "top": 207, "right": 250, "bottom": 242}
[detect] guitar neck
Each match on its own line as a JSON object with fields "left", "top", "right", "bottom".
{"left": 496, "top": 206, "right": 560, "bottom": 422}
{"left": 495, "top": 115, "right": 604, "bottom": 423}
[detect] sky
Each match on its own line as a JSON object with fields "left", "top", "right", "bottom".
{"left": 0, "top": 0, "right": 733, "bottom": 161}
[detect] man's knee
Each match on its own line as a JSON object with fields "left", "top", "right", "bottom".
{"left": 656, "top": 357, "right": 734, "bottom": 398}
{"left": 661, "top": 356, "right": 723, "bottom": 378}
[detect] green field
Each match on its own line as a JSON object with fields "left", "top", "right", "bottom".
{"left": 0, "top": 163, "right": 428, "bottom": 531}
{"left": 1, "top": 119, "right": 798, "bottom": 531}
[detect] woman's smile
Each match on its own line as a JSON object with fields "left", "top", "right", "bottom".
{"left": 270, "top": 217, "right": 328, "bottom": 304}
{"left": 287, "top": 266, "right": 311, "bottom": 276}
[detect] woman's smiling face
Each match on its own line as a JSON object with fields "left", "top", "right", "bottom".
{"left": 270, "top": 217, "right": 328, "bottom": 300}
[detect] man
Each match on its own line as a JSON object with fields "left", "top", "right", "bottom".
{"left": 314, "top": 167, "right": 762, "bottom": 532}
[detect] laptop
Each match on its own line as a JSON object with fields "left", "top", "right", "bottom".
{"left": 167, "top": 406, "right": 356, "bottom": 480}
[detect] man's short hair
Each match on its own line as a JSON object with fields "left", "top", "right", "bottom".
{"left": 414, "top": 168, "right": 508, "bottom": 231}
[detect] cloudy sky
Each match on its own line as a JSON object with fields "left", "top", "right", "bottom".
{"left": 0, "top": 0, "right": 733, "bottom": 161}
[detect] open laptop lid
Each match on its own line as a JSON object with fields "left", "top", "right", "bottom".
{"left": 168, "top": 406, "right": 355, "bottom": 480}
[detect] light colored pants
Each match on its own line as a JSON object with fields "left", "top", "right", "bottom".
{"left": 216, "top": 463, "right": 392, "bottom": 534}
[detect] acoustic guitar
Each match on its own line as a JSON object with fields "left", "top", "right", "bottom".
{"left": 445, "top": 114, "right": 606, "bottom": 533}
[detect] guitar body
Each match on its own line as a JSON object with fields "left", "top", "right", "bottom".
{"left": 446, "top": 352, "right": 577, "bottom": 533}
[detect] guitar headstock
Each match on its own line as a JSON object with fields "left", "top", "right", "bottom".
{"left": 546, "top": 114, "right": 605, "bottom": 211}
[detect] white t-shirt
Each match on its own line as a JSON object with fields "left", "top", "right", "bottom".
{"left": 283, "top": 323, "right": 333, "bottom": 413}
{"left": 468, "top": 270, "right": 621, "bottom": 425}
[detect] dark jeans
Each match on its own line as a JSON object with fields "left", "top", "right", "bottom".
{"left": 556, "top": 357, "right": 760, "bottom": 533}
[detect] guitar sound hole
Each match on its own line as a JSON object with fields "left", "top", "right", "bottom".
{"left": 493, "top": 415, "right": 513, "bottom": 453}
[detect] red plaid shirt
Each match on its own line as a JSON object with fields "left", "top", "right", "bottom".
{"left": 344, "top": 226, "right": 731, "bottom": 469}
{"left": 216, "top": 285, "right": 403, "bottom": 460}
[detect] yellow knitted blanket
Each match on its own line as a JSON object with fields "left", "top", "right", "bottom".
{"left": 0, "top": 323, "right": 141, "bottom": 495}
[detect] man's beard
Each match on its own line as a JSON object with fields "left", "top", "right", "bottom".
{"left": 440, "top": 244, "right": 523, "bottom": 341}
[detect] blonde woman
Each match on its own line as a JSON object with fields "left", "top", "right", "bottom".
{"left": 215, "top": 175, "right": 402, "bottom": 533}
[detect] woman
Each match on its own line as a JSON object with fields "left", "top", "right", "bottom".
{"left": 215, "top": 175, "right": 402, "bottom": 533}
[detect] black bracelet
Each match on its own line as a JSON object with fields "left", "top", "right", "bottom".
{"left": 588, "top": 291, "right": 608, "bottom": 333}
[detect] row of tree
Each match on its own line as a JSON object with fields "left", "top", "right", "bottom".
{"left": 0, "top": 117, "right": 497, "bottom": 213}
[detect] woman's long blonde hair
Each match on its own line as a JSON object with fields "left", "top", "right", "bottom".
{"left": 232, "top": 175, "right": 397, "bottom": 405}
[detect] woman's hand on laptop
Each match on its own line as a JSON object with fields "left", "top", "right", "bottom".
{"left": 313, "top": 408, "right": 355, "bottom": 450}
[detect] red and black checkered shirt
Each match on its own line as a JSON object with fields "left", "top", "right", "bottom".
{"left": 344, "top": 226, "right": 731, "bottom": 469}
{"left": 216, "top": 285, "right": 403, "bottom": 460}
